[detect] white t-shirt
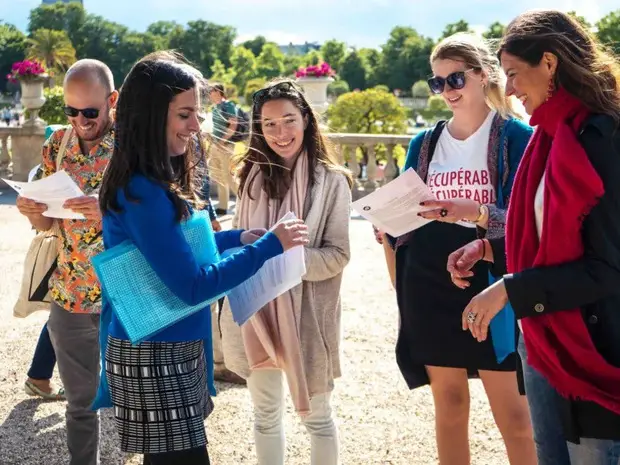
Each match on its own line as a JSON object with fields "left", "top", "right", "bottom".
{"left": 427, "top": 111, "right": 497, "bottom": 228}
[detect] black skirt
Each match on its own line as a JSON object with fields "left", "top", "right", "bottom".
{"left": 106, "top": 337, "right": 214, "bottom": 454}
{"left": 395, "top": 221, "right": 516, "bottom": 390}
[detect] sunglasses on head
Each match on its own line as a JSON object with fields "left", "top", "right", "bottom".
{"left": 63, "top": 106, "right": 101, "bottom": 119}
{"left": 427, "top": 69, "right": 474, "bottom": 95}
{"left": 252, "top": 81, "right": 301, "bottom": 104}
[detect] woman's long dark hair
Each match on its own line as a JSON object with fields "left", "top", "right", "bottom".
{"left": 499, "top": 10, "right": 620, "bottom": 124}
{"left": 234, "top": 79, "right": 352, "bottom": 200}
{"left": 99, "top": 50, "right": 206, "bottom": 221}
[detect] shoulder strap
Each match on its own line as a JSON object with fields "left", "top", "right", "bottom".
{"left": 55, "top": 127, "right": 72, "bottom": 172}
{"left": 417, "top": 120, "right": 446, "bottom": 182}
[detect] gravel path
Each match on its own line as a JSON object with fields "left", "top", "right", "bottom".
{"left": 0, "top": 191, "right": 509, "bottom": 465}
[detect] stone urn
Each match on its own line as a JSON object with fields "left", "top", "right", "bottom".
{"left": 19, "top": 76, "right": 47, "bottom": 128}
{"left": 295, "top": 76, "right": 334, "bottom": 115}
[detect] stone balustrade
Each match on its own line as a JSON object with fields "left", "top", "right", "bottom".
{"left": 325, "top": 132, "right": 415, "bottom": 198}
{"left": 0, "top": 126, "right": 46, "bottom": 182}
{"left": 0, "top": 128, "right": 420, "bottom": 200}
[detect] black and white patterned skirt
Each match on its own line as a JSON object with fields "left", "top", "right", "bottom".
{"left": 105, "top": 336, "right": 214, "bottom": 454}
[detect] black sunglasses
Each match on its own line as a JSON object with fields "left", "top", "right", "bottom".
{"left": 427, "top": 69, "right": 474, "bottom": 95}
{"left": 63, "top": 106, "right": 101, "bottom": 119}
{"left": 252, "top": 81, "right": 301, "bottom": 103}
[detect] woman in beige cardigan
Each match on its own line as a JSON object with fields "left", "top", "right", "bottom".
{"left": 220, "top": 80, "right": 352, "bottom": 465}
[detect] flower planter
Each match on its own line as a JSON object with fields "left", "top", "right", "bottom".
{"left": 19, "top": 77, "right": 47, "bottom": 127}
{"left": 295, "top": 76, "right": 334, "bottom": 114}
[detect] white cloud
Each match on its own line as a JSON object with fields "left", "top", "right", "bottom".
{"left": 235, "top": 31, "right": 317, "bottom": 46}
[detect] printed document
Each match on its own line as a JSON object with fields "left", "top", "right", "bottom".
{"left": 3, "top": 170, "right": 85, "bottom": 219}
{"left": 352, "top": 168, "right": 437, "bottom": 237}
{"left": 224, "top": 212, "right": 306, "bottom": 325}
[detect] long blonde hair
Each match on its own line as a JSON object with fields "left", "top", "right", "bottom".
{"left": 431, "top": 32, "right": 519, "bottom": 119}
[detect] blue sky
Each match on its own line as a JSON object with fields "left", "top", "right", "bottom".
{"left": 4, "top": 0, "right": 619, "bottom": 48}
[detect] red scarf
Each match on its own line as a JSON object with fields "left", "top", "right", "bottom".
{"left": 506, "top": 87, "right": 620, "bottom": 414}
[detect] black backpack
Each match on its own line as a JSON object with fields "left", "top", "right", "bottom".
{"left": 229, "top": 107, "right": 250, "bottom": 143}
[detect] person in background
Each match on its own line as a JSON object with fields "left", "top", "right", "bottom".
{"left": 15, "top": 59, "right": 117, "bottom": 465}
{"left": 383, "top": 33, "right": 536, "bottom": 465}
{"left": 196, "top": 136, "right": 246, "bottom": 385}
{"left": 22, "top": 124, "right": 67, "bottom": 402}
{"left": 449, "top": 10, "right": 620, "bottom": 464}
{"left": 220, "top": 79, "right": 352, "bottom": 465}
{"left": 208, "top": 83, "right": 239, "bottom": 214}
{"left": 98, "top": 52, "right": 308, "bottom": 465}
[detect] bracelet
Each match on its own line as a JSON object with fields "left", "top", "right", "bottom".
{"left": 479, "top": 238, "right": 486, "bottom": 261}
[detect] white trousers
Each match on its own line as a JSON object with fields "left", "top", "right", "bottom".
{"left": 247, "top": 369, "right": 339, "bottom": 465}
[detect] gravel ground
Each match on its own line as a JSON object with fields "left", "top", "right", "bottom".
{"left": 0, "top": 190, "right": 509, "bottom": 465}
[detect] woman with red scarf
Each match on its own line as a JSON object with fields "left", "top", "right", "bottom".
{"left": 448, "top": 10, "right": 620, "bottom": 464}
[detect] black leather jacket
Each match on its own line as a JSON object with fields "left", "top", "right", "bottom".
{"left": 490, "top": 114, "right": 620, "bottom": 441}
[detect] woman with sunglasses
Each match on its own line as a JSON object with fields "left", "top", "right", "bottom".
{"left": 384, "top": 33, "right": 536, "bottom": 464}
{"left": 97, "top": 53, "right": 309, "bottom": 465}
{"left": 450, "top": 10, "right": 620, "bottom": 464}
{"left": 219, "top": 79, "right": 352, "bottom": 465}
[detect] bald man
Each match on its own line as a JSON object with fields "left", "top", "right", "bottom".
{"left": 16, "top": 59, "right": 118, "bottom": 465}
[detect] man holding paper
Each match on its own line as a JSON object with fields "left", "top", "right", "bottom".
{"left": 15, "top": 59, "right": 117, "bottom": 465}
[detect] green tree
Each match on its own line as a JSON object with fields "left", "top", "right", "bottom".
{"left": 597, "top": 10, "right": 620, "bottom": 55}
{"left": 327, "top": 87, "right": 407, "bottom": 134}
{"left": 28, "top": 2, "right": 86, "bottom": 54}
{"left": 27, "top": 29, "right": 77, "bottom": 76}
{"left": 169, "top": 20, "right": 236, "bottom": 75}
{"left": 146, "top": 21, "right": 183, "bottom": 48}
{"left": 411, "top": 80, "right": 430, "bottom": 98}
{"left": 242, "top": 35, "right": 267, "bottom": 58}
{"left": 321, "top": 39, "right": 346, "bottom": 70}
{"left": 283, "top": 54, "right": 303, "bottom": 76}
{"left": 256, "top": 43, "right": 284, "bottom": 79}
{"left": 0, "top": 22, "right": 27, "bottom": 92}
{"left": 419, "top": 95, "right": 452, "bottom": 123}
{"left": 303, "top": 50, "right": 322, "bottom": 66}
{"left": 359, "top": 48, "right": 381, "bottom": 88}
{"left": 230, "top": 46, "right": 256, "bottom": 94}
{"left": 77, "top": 15, "right": 128, "bottom": 86}
{"left": 440, "top": 20, "right": 472, "bottom": 40}
{"left": 378, "top": 26, "right": 433, "bottom": 92}
{"left": 340, "top": 50, "right": 367, "bottom": 90}
{"left": 483, "top": 21, "right": 506, "bottom": 40}
{"left": 210, "top": 59, "right": 235, "bottom": 85}
{"left": 567, "top": 11, "right": 591, "bottom": 29}
{"left": 116, "top": 33, "right": 163, "bottom": 84}
{"left": 244, "top": 77, "right": 267, "bottom": 105}
{"left": 327, "top": 79, "right": 350, "bottom": 98}
{"left": 39, "top": 86, "right": 66, "bottom": 124}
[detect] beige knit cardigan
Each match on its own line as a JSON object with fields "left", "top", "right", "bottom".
{"left": 220, "top": 164, "right": 352, "bottom": 397}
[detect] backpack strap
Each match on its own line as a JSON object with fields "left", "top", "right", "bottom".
{"left": 55, "top": 127, "right": 73, "bottom": 172}
{"left": 416, "top": 120, "right": 446, "bottom": 182}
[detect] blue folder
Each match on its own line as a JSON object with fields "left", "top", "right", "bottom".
{"left": 92, "top": 212, "right": 225, "bottom": 344}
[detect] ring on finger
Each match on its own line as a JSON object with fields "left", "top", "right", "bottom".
{"left": 466, "top": 311, "right": 476, "bottom": 324}
{"left": 440, "top": 208, "right": 449, "bottom": 218}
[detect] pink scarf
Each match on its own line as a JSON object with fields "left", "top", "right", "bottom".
{"left": 236, "top": 152, "right": 311, "bottom": 415}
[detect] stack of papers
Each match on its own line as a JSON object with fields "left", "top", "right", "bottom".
{"left": 3, "top": 170, "right": 85, "bottom": 219}
{"left": 223, "top": 212, "right": 307, "bottom": 325}
{"left": 351, "top": 168, "right": 436, "bottom": 237}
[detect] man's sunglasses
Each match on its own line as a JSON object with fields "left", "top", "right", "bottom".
{"left": 427, "top": 69, "right": 474, "bottom": 95}
{"left": 252, "top": 81, "right": 301, "bottom": 103}
{"left": 63, "top": 106, "right": 101, "bottom": 119}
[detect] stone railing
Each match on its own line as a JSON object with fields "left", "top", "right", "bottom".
{"left": 325, "top": 133, "right": 415, "bottom": 198}
{"left": 0, "top": 126, "right": 46, "bottom": 183}
{"left": 0, "top": 128, "right": 420, "bottom": 199}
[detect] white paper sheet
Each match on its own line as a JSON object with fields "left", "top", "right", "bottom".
{"left": 224, "top": 212, "right": 306, "bottom": 326}
{"left": 352, "top": 168, "right": 437, "bottom": 237}
{"left": 3, "top": 170, "right": 86, "bottom": 219}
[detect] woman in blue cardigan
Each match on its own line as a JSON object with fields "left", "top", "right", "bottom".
{"left": 382, "top": 33, "right": 535, "bottom": 464}
{"left": 97, "top": 51, "right": 308, "bottom": 465}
